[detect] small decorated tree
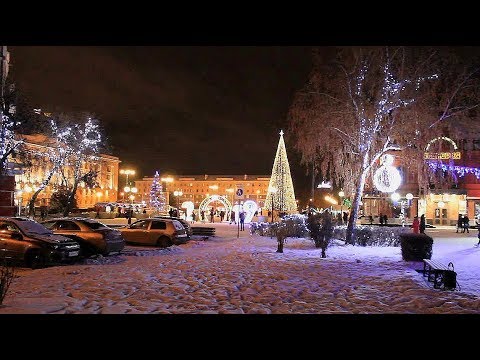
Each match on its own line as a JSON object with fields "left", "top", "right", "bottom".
{"left": 150, "top": 171, "right": 166, "bottom": 213}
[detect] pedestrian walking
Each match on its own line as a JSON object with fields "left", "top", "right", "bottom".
{"left": 456, "top": 214, "right": 463, "bottom": 233}
{"left": 239, "top": 211, "right": 246, "bottom": 231}
{"left": 463, "top": 215, "right": 470, "bottom": 233}
{"left": 420, "top": 214, "right": 426, "bottom": 234}
{"left": 412, "top": 216, "right": 420, "bottom": 234}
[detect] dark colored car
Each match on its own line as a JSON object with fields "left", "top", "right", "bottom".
{"left": 0, "top": 217, "right": 81, "bottom": 269}
{"left": 42, "top": 218, "right": 125, "bottom": 257}
{"left": 154, "top": 216, "right": 193, "bottom": 238}
{"left": 120, "top": 218, "right": 188, "bottom": 247}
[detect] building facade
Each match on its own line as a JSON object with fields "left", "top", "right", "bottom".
{"left": 11, "top": 134, "right": 121, "bottom": 211}
{"left": 135, "top": 174, "right": 271, "bottom": 213}
{"left": 361, "top": 136, "right": 480, "bottom": 226}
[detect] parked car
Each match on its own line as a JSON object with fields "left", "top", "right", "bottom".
{"left": 154, "top": 216, "right": 193, "bottom": 238}
{"left": 41, "top": 218, "right": 125, "bottom": 257}
{"left": 120, "top": 218, "right": 188, "bottom": 247}
{"left": 0, "top": 217, "right": 81, "bottom": 269}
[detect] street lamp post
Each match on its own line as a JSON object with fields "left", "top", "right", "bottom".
{"left": 339, "top": 190, "right": 345, "bottom": 224}
{"left": 16, "top": 190, "right": 23, "bottom": 216}
{"left": 124, "top": 186, "right": 137, "bottom": 204}
{"left": 161, "top": 177, "right": 174, "bottom": 210}
{"left": 120, "top": 169, "right": 135, "bottom": 188}
{"left": 174, "top": 190, "right": 183, "bottom": 213}
{"left": 268, "top": 186, "right": 278, "bottom": 223}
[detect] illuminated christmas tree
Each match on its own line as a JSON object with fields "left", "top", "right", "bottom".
{"left": 150, "top": 171, "right": 166, "bottom": 212}
{"left": 265, "top": 130, "right": 297, "bottom": 213}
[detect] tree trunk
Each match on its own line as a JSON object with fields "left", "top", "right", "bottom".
{"left": 346, "top": 169, "right": 368, "bottom": 245}
{"left": 321, "top": 248, "right": 326, "bottom": 258}
{"left": 276, "top": 239, "right": 284, "bottom": 253}
{"left": 28, "top": 170, "right": 56, "bottom": 218}
{"left": 63, "top": 180, "right": 79, "bottom": 217}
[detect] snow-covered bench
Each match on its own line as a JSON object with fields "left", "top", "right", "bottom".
{"left": 422, "top": 259, "right": 449, "bottom": 289}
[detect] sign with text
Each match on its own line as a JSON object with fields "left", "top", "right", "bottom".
{"left": 424, "top": 151, "right": 461, "bottom": 160}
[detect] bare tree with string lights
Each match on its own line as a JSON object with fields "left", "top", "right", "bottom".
{"left": 289, "top": 47, "right": 480, "bottom": 245}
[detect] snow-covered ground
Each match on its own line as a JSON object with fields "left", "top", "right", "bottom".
{"left": 0, "top": 223, "right": 479, "bottom": 314}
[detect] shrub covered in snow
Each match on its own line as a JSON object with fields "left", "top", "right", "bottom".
{"left": 280, "top": 214, "right": 309, "bottom": 238}
{"left": 250, "top": 222, "right": 275, "bottom": 237}
{"left": 400, "top": 233, "right": 433, "bottom": 261}
{"left": 306, "top": 211, "right": 334, "bottom": 257}
{"left": 250, "top": 214, "right": 309, "bottom": 239}
{"left": 251, "top": 215, "right": 309, "bottom": 253}
{"left": 333, "top": 225, "right": 410, "bottom": 246}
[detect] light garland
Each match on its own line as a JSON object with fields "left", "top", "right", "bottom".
{"left": 265, "top": 130, "right": 297, "bottom": 212}
{"left": 425, "top": 136, "right": 458, "bottom": 151}
{"left": 427, "top": 161, "right": 480, "bottom": 180}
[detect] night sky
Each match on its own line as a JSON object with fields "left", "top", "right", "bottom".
{"left": 9, "top": 46, "right": 314, "bottom": 200}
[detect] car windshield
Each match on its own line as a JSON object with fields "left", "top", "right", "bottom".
{"left": 17, "top": 220, "right": 53, "bottom": 235}
{"left": 78, "top": 220, "right": 108, "bottom": 230}
{"left": 172, "top": 220, "right": 185, "bottom": 231}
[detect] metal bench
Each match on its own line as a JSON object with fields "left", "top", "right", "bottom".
{"left": 191, "top": 227, "right": 216, "bottom": 237}
{"left": 422, "top": 259, "right": 449, "bottom": 289}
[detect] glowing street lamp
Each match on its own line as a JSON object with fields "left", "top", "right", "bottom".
{"left": 174, "top": 190, "right": 183, "bottom": 210}
{"left": 124, "top": 186, "right": 137, "bottom": 203}
{"left": 16, "top": 190, "right": 23, "bottom": 216}
{"left": 339, "top": 190, "right": 345, "bottom": 222}
{"left": 391, "top": 192, "right": 401, "bottom": 202}
{"left": 120, "top": 169, "right": 135, "bottom": 187}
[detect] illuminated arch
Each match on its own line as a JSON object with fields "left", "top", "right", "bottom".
{"left": 425, "top": 136, "right": 458, "bottom": 151}
{"left": 199, "top": 195, "right": 232, "bottom": 217}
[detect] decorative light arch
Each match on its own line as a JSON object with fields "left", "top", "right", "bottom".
{"left": 425, "top": 136, "right": 458, "bottom": 151}
{"left": 199, "top": 195, "right": 232, "bottom": 216}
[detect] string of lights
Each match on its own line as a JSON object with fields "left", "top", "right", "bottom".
{"left": 265, "top": 130, "right": 297, "bottom": 213}
{"left": 427, "top": 161, "right": 480, "bottom": 180}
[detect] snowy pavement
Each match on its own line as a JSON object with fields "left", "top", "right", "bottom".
{"left": 0, "top": 223, "right": 479, "bottom": 314}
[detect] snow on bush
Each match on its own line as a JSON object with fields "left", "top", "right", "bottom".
{"left": 333, "top": 225, "right": 410, "bottom": 246}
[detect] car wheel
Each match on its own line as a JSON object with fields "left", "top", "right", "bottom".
{"left": 157, "top": 236, "right": 171, "bottom": 248}
{"left": 82, "top": 244, "right": 98, "bottom": 258}
{"left": 26, "top": 251, "right": 46, "bottom": 269}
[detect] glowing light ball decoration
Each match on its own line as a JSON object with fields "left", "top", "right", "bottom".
{"left": 242, "top": 200, "right": 258, "bottom": 223}
{"left": 373, "top": 154, "right": 402, "bottom": 193}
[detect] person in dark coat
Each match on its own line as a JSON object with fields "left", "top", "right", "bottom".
{"left": 379, "top": 213, "right": 384, "bottom": 225}
{"left": 343, "top": 211, "right": 348, "bottom": 225}
{"left": 239, "top": 211, "right": 246, "bottom": 231}
{"left": 420, "top": 214, "right": 426, "bottom": 234}
{"left": 462, "top": 215, "right": 470, "bottom": 233}
{"left": 456, "top": 214, "right": 463, "bottom": 233}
